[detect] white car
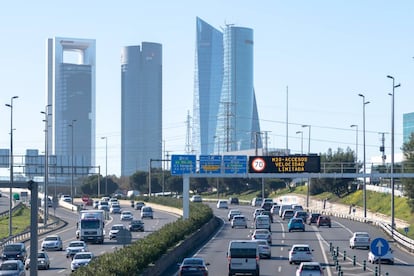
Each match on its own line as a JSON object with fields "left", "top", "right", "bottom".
{"left": 255, "top": 239, "right": 271, "bottom": 259}
{"left": 296, "top": 262, "right": 324, "bottom": 276}
{"left": 109, "top": 224, "right": 127, "bottom": 240}
{"left": 216, "top": 200, "right": 228, "bottom": 209}
{"left": 289, "top": 244, "right": 313, "bottom": 264}
{"left": 231, "top": 215, "right": 247, "bottom": 228}
{"left": 61, "top": 195, "right": 72, "bottom": 202}
{"left": 368, "top": 248, "right": 394, "bottom": 264}
{"left": 71, "top": 252, "right": 94, "bottom": 272}
{"left": 120, "top": 211, "right": 134, "bottom": 221}
{"left": 66, "top": 241, "right": 88, "bottom": 259}
{"left": 41, "top": 235, "right": 63, "bottom": 251}
{"left": 227, "top": 209, "right": 241, "bottom": 221}
{"left": 349, "top": 232, "right": 370, "bottom": 249}
{"left": 190, "top": 195, "right": 202, "bottom": 202}
{"left": 251, "top": 229, "right": 272, "bottom": 244}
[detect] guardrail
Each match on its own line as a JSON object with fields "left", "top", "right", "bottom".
{"left": 0, "top": 202, "right": 24, "bottom": 220}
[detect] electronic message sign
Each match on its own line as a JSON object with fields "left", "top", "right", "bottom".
{"left": 248, "top": 155, "right": 320, "bottom": 173}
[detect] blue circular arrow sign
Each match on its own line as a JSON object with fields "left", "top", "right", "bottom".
{"left": 370, "top": 237, "right": 389, "bottom": 257}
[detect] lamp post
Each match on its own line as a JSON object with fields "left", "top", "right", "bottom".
{"left": 350, "top": 124, "right": 359, "bottom": 175}
{"left": 41, "top": 104, "right": 51, "bottom": 226}
{"left": 302, "top": 124, "right": 311, "bottom": 208}
{"left": 101, "top": 137, "right": 108, "bottom": 195}
{"left": 69, "top": 120, "right": 76, "bottom": 205}
{"left": 296, "top": 131, "right": 303, "bottom": 154}
{"left": 5, "top": 95, "right": 18, "bottom": 237}
{"left": 358, "top": 93, "right": 370, "bottom": 219}
{"left": 387, "top": 75, "right": 400, "bottom": 238}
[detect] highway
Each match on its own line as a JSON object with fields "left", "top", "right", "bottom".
{"left": 0, "top": 196, "right": 179, "bottom": 275}
{"left": 182, "top": 200, "right": 414, "bottom": 276}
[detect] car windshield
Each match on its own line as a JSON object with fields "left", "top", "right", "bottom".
{"left": 112, "top": 225, "right": 123, "bottom": 230}
{"left": 183, "top": 259, "right": 203, "bottom": 265}
{"left": 69, "top": 242, "right": 85, "bottom": 247}
{"left": 38, "top": 253, "right": 46, "bottom": 258}
{"left": 0, "top": 263, "right": 18, "bottom": 270}
{"left": 45, "top": 236, "right": 58, "bottom": 241}
{"left": 256, "top": 240, "right": 267, "bottom": 245}
{"left": 74, "top": 253, "right": 92, "bottom": 260}
{"left": 356, "top": 233, "right": 369, "bottom": 238}
{"left": 302, "top": 264, "right": 321, "bottom": 270}
{"left": 4, "top": 244, "right": 21, "bottom": 251}
{"left": 123, "top": 212, "right": 131, "bottom": 215}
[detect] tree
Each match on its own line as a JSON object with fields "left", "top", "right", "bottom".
{"left": 312, "top": 147, "right": 356, "bottom": 196}
{"left": 80, "top": 175, "right": 119, "bottom": 196}
{"left": 401, "top": 133, "right": 414, "bottom": 212}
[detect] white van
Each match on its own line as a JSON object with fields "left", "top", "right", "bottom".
{"left": 227, "top": 240, "right": 260, "bottom": 276}
{"left": 255, "top": 215, "right": 271, "bottom": 231}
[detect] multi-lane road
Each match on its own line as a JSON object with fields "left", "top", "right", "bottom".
{"left": 185, "top": 201, "right": 414, "bottom": 276}
{"left": 0, "top": 195, "right": 179, "bottom": 275}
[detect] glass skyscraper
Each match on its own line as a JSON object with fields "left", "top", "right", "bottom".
{"left": 403, "top": 112, "right": 414, "bottom": 143}
{"left": 46, "top": 37, "right": 96, "bottom": 174}
{"left": 193, "top": 17, "right": 262, "bottom": 155}
{"left": 121, "top": 43, "right": 163, "bottom": 176}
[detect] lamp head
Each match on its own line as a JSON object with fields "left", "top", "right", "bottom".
{"left": 387, "top": 75, "right": 394, "bottom": 80}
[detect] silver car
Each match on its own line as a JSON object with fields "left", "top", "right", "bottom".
{"left": 349, "top": 232, "right": 370, "bottom": 249}
{"left": 71, "top": 252, "right": 94, "bottom": 272}
{"left": 0, "top": 260, "right": 25, "bottom": 276}
{"left": 41, "top": 235, "right": 63, "bottom": 251}
{"left": 255, "top": 239, "right": 271, "bottom": 259}
{"left": 66, "top": 241, "right": 88, "bottom": 259}
{"left": 25, "top": 252, "right": 50, "bottom": 270}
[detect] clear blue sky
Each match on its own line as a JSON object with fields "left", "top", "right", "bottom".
{"left": 1, "top": 0, "right": 413, "bottom": 177}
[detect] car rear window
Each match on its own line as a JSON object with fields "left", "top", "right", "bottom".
{"left": 230, "top": 248, "right": 257, "bottom": 258}
{"left": 302, "top": 265, "right": 320, "bottom": 270}
{"left": 294, "top": 246, "right": 310, "bottom": 252}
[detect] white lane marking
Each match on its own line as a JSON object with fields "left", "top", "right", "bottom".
{"left": 315, "top": 231, "right": 333, "bottom": 276}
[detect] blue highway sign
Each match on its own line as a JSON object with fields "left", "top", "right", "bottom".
{"left": 370, "top": 237, "right": 389, "bottom": 257}
{"left": 223, "top": 155, "right": 247, "bottom": 174}
{"left": 199, "top": 155, "right": 222, "bottom": 174}
{"left": 171, "top": 155, "right": 196, "bottom": 175}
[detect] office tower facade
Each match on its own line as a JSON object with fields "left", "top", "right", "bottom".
{"left": 46, "top": 37, "right": 96, "bottom": 175}
{"left": 193, "top": 18, "right": 262, "bottom": 155}
{"left": 192, "top": 17, "right": 223, "bottom": 155}
{"left": 403, "top": 112, "right": 414, "bottom": 143}
{"left": 121, "top": 43, "right": 162, "bottom": 176}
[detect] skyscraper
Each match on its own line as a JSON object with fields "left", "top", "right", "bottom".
{"left": 403, "top": 112, "right": 414, "bottom": 143}
{"left": 193, "top": 18, "right": 262, "bottom": 155}
{"left": 121, "top": 43, "right": 163, "bottom": 176}
{"left": 46, "top": 37, "right": 96, "bottom": 175}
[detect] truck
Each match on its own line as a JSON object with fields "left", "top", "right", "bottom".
{"left": 76, "top": 210, "right": 105, "bottom": 244}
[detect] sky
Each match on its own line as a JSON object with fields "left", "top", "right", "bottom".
{"left": 0, "top": 0, "right": 414, "bottom": 177}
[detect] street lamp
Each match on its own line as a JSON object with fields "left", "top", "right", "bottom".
{"left": 296, "top": 131, "right": 303, "bottom": 154}
{"left": 302, "top": 124, "right": 311, "bottom": 208}
{"left": 350, "top": 124, "right": 359, "bottom": 174}
{"left": 101, "top": 137, "right": 108, "bottom": 195}
{"left": 358, "top": 93, "right": 370, "bottom": 219}
{"left": 5, "top": 95, "right": 18, "bottom": 237}
{"left": 387, "top": 75, "right": 400, "bottom": 238}
{"left": 41, "top": 104, "right": 51, "bottom": 226}
{"left": 69, "top": 120, "right": 76, "bottom": 204}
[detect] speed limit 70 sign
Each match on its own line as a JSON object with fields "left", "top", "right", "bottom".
{"left": 250, "top": 157, "right": 266, "bottom": 172}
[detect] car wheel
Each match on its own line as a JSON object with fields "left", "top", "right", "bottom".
{"left": 289, "top": 261, "right": 292, "bottom": 264}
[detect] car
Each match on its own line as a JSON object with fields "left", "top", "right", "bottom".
{"left": 71, "top": 252, "right": 94, "bottom": 272}
{"left": 85, "top": 198, "right": 94, "bottom": 206}
{"left": 253, "top": 208, "right": 265, "bottom": 220}
{"left": 270, "top": 204, "right": 280, "bottom": 216}
{"left": 141, "top": 206, "right": 154, "bottom": 219}
{"left": 98, "top": 201, "right": 110, "bottom": 211}
{"left": 278, "top": 204, "right": 293, "bottom": 217}
{"left": 0, "top": 260, "right": 25, "bottom": 276}
{"left": 251, "top": 229, "right": 272, "bottom": 244}
{"left": 259, "top": 210, "right": 273, "bottom": 223}
{"left": 292, "top": 204, "right": 304, "bottom": 212}
{"left": 41, "top": 234, "right": 63, "bottom": 251}
{"left": 120, "top": 210, "right": 134, "bottom": 220}
{"left": 251, "top": 197, "right": 263, "bottom": 207}
{"left": 255, "top": 215, "right": 271, "bottom": 231}
{"left": 216, "top": 200, "right": 228, "bottom": 209}
{"left": 368, "top": 248, "right": 394, "bottom": 264}
{"left": 228, "top": 197, "right": 239, "bottom": 205}
{"left": 65, "top": 240, "right": 88, "bottom": 259}
{"left": 134, "top": 201, "right": 146, "bottom": 210}
{"left": 109, "top": 203, "right": 121, "bottom": 214}
{"left": 177, "top": 257, "right": 209, "bottom": 276}
{"left": 61, "top": 195, "right": 72, "bottom": 202}
{"left": 129, "top": 220, "right": 145, "bottom": 232}
{"left": 190, "top": 195, "right": 202, "bottom": 202}
{"left": 24, "top": 252, "right": 50, "bottom": 270}
{"left": 227, "top": 240, "right": 260, "bottom": 276}
{"left": 294, "top": 211, "right": 308, "bottom": 222}
{"left": 260, "top": 201, "right": 273, "bottom": 211}
{"left": 296, "top": 261, "right": 325, "bottom": 276}
{"left": 316, "top": 215, "right": 331, "bottom": 228}
{"left": 289, "top": 244, "right": 313, "bottom": 264}
{"left": 349, "top": 232, "right": 370, "bottom": 249}
{"left": 1, "top": 243, "right": 27, "bottom": 262}
{"left": 227, "top": 209, "right": 241, "bottom": 221}
{"left": 282, "top": 209, "right": 295, "bottom": 220}
{"left": 108, "top": 198, "right": 119, "bottom": 206}
{"left": 288, "top": 218, "right": 305, "bottom": 232}
{"left": 93, "top": 200, "right": 100, "bottom": 209}
{"left": 307, "top": 213, "right": 321, "bottom": 225}
{"left": 255, "top": 239, "right": 271, "bottom": 259}
{"left": 109, "top": 224, "right": 127, "bottom": 240}
{"left": 41, "top": 197, "right": 53, "bottom": 207}
{"left": 231, "top": 215, "right": 247, "bottom": 228}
